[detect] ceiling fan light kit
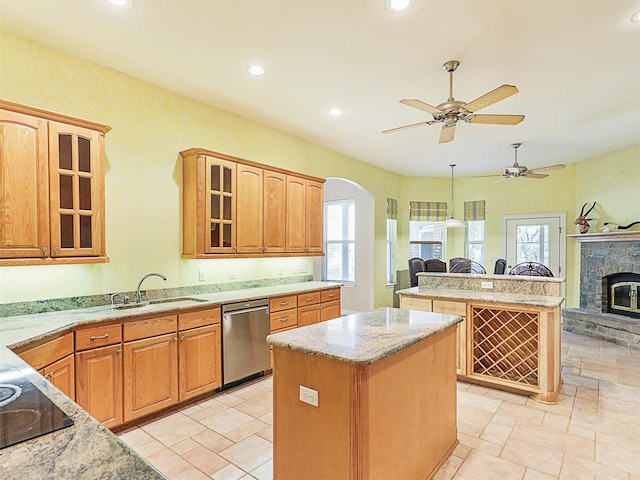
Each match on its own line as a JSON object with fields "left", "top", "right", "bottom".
{"left": 383, "top": 60, "right": 525, "bottom": 143}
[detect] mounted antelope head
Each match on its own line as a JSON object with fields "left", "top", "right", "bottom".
{"left": 575, "top": 202, "right": 597, "bottom": 234}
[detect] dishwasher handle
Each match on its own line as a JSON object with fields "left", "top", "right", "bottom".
{"left": 223, "top": 305, "right": 270, "bottom": 317}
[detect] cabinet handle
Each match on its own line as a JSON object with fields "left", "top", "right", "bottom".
{"left": 328, "top": 294, "right": 336, "bottom": 298}
{"left": 180, "top": 336, "right": 185, "bottom": 341}
{"left": 279, "top": 301, "right": 288, "bottom": 306}
{"left": 305, "top": 297, "right": 313, "bottom": 301}
{"left": 280, "top": 317, "right": 289, "bottom": 322}
{"left": 90, "top": 334, "right": 110, "bottom": 340}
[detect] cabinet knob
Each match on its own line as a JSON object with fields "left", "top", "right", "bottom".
{"left": 42, "top": 247, "right": 48, "bottom": 255}
{"left": 46, "top": 372, "right": 54, "bottom": 378}
{"left": 174, "top": 337, "right": 178, "bottom": 342}
{"left": 53, "top": 247, "right": 59, "bottom": 253}
{"left": 180, "top": 336, "right": 185, "bottom": 341}
{"left": 116, "top": 349, "right": 122, "bottom": 354}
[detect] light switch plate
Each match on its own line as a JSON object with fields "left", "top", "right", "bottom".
{"left": 299, "top": 385, "right": 319, "bottom": 407}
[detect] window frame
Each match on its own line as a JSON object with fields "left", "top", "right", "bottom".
{"left": 323, "top": 198, "right": 356, "bottom": 283}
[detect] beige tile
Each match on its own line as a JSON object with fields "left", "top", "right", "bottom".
{"left": 256, "top": 424, "right": 273, "bottom": 442}
{"left": 491, "top": 413, "right": 518, "bottom": 428}
{"left": 145, "top": 447, "right": 194, "bottom": 478}
{"left": 451, "top": 443, "right": 471, "bottom": 460}
{"left": 466, "top": 384, "right": 490, "bottom": 395}
{"left": 567, "top": 424, "right": 596, "bottom": 440}
{"left": 201, "top": 408, "right": 256, "bottom": 435}
{"left": 457, "top": 389, "right": 502, "bottom": 413}
{"left": 250, "top": 459, "right": 273, "bottom": 480}
{"left": 497, "top": 400, "right": 546, "bottom": 425}
{"left": 117, "top": 427, "right": 156, "bottom": 448}
{"left": 455, "top": 450, "right": 525, "bottom": 480}
{"left": 596, "top": 430, "right": 640, "bottom": 453}
{"left": 182, "top": 445, "right": 229, "bottom": 475}
{"left": 485, "top": 388, "right": 529, "bottom": 405}
{"left": 211, "top": 463, "right": 247, "bottom": 480}
{"left": 524, "top": 468, "right": 558, "bottom": 480}
{"left": 559, "top": 454, "right": 630, "bottom": 480}
{"left": 135, "top": 438, "right": 166, "bottom": 458}
{"left": 525, "top": 393, "right": 575, "bottom": 416}
{"left": 575, "top": 386, "right": 599, "bottom": 401}
{"left": 596, "top": 440, "right": 640, "bottom": 474}
{"left": 225, "top": 419, "right": 270, "bottom": 443}
{"left": 234, "top": 394, "right": 273, "bottom": 419}
{"left": 457, "top": 405, "right": 494, "bottom": 437}
{"left": 185, "top": 399, "right": 230, "bottom": 421}
{"left": 218, "top": 435, "right": 273, "bottom": 472}
{"left": 171, "top": 467, "right": 212, "bottom": 480}
{"left": 542, "top": 412, "right": 570, "bottom": 432}
{"left": 216, "top": 392, "right": 245, "bottom": 407}
{"left": 479, "top": 421, "right": 512, "bottom": 446}
{"left": 191, "top": 428, "right": 234, "bottom": 453}
{"left": 511, "top": 420, "right": 594, "bottom": 460}
{"left": 433, "top": 454, "right": 463, "bottom": 480}
{"left": 140, "top": 412, "right": 207, "bottom": 446}
{"left": 170, "top": 437, "right": 200, "bottom": 455}
{"left": 501, "top": 437, "right": 562, "bottom": 476}
{"left": 258, "top": 412, "right": 273, "bottom": 425}
{"left": 457, "top": 432, "right": 503, "bottom": 456}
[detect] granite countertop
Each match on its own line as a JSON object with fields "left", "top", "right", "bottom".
{"left": 396, "top": 286, "right": 565, "bottom": 308}
{"left": 1, "top": 281, "right": 341, "bottom": 349}
{"left": 0, "top": 281, "right": 339, "bottom": 478}
{"left": 416, "top": 272, "right": 566, "bottom": 283}
{"left": 267, "top": 307, "right": 462, "bottom": 365}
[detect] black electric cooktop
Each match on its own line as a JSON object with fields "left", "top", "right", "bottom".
{"left": 0, "top": 376, "right": 74, "bottom": 449}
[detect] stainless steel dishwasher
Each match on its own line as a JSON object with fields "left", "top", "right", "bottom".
{"left": 221, "top": 298, "right": 271, "bottom": 388}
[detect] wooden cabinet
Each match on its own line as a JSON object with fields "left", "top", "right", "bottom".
{"left": 16, "top": 332, "right": 76, "bottom": 400}
{"left": 178, "top": 308, "right": 222, "bottom": 401}
{"left": 75, "top": 323, "right": 123, "bottom": 428}
{"left": 285, "top": 176, "right": 324, "bottom": 253}
{"left": 123, "top": 315, "right": 178, "bottom": 422}
{"left": 0, "top": 100, "right": 109, "bottom": 265}
{"left": 270, "top": 295, "right": 298, "bottom": 333}
{"left": 297, "top": 288, "right": 341, "bottom": 326}
{"left": 181, "top": 148, "right": 324, "bottom": 258}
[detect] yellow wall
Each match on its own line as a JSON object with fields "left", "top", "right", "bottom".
{"left": 1, "top": 32, "right": 637, "bottom": 309}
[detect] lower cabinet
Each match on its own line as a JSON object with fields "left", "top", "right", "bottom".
{"left": 75, "top": 344, "right": 123, "bottom": 428}
{"left": 178, "top": 323, "right": 222, "bottom": 401}
{"left": 40, "top": 353, "right": 75, "bottom": 400}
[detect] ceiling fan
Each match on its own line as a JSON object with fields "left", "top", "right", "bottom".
{"left": 382, "top": 60, "right": 525, "bottom": 143}
{"left": 476, "top": 143, "right": 566, "bottom": 182}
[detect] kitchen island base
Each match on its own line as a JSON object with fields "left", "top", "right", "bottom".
{"left": 272, "top": 326, "right": 458, "bottom": 480}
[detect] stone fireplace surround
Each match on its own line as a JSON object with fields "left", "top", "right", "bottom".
{"left": 562, "top": 233, "right": 640, "bottom": 349}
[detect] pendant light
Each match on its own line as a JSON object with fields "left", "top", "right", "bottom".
{"left": 444, "top": 164, "right": 465, "bottom": 228}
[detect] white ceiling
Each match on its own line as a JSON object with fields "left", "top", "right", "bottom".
{"left": 2, "top": 0, "right": 639, "bottom": 177}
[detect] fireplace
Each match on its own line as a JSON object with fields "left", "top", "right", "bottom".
{"left": 605, "top": 272, "right": 640, "bottom": 319}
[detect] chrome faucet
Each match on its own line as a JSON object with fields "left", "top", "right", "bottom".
{"left": 136, "top": 273, "right": 167, "bottom": 303}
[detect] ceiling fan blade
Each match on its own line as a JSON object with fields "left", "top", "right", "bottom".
{"left": 493, "top": 176, "right": 508, "bottom": 183}
{"left": 472, "top": 173, "right": 502, "bottom": 178}
{"left": 464, "top": 85, "right": 519, "bottom": 113}
{"left": 399, "top": 99, "right": 443, "bottom": 115}
{"left": 522, "top": 172, "right": 549, "bottom": 179}
{"left": 382, "top": 120, "right": 436, "bottom": 134}
{"left": 439, "top": 124, "right": 456, "bottom": 143}
{"left": 528, "top": 164, "right": 565, "bottom": 173}
{"left": 467, "top": 114, "right": 525, "bottom": 125}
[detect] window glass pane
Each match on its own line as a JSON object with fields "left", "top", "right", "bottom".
{"left": 223, "top": 196, "right": 232, "bottom": 220}
{"left": 223, "top": 167, "right": 232, "bottom": 193}
{"left": 78, "top": 136, "right": 91, "bottom": 173}
{"left": 210, "top": 194, "right": 220, "bottom": 220}
{"left": 467, "top": 220, "right": 484, "bottom": 241}
{"left": 324, "top": 199, "right": 356, "bottom": 282}
{"left": 222, "top": 224, "right": 232, "bottom": 247}
{"left": 210, "top": 223, "right": 220, "bottom": 247}
{"left": 59, "top": 175, "right": 73, "bottom": 209}
{"left": 58, "top": 134, "right": 72, "bottom": 170}
{"left": 467, "top": 244, "right": 483, "bottom": 263}
{"left": 60, "top": 214, "right": 74, "bottom": 248}
{"left": 409, "top": 221, "right": 444, "bottom": 260}
{"left": 465, "top": 220, "right": 485, "bottom": 264}
{"left": 80, "top": 215, "right": 92, "bottom": 248}
{"left": 211, "top": 165, "right": 220, "bottom": 191}
{"left": 79, "top": 177, "right": 91, "bottom": 210}
{"left": 516, "top": 224, "right": 549, "bottom": 264}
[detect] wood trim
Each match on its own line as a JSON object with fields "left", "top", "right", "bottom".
{"left": 0, "top": 99, "right": 111, "bottom": 134}
{"left": 75, "top": 323, "right": 122, "bottom": 351}
{"left": 269, "top": 295, "right": 298, "bottom": 312}
{"left": 181, "top": 252, "right": 324, "bottom": 259}
{"left": 17, "top": 332, "right": 74, "bottom": 370}
{"left": 180, "top": 147, "right": 325, "bottom": 183}
{"left": 0, "top": 256, "right": 109, "bottom": 267}
{"left": 178, "top": 307, "right": 220, "bottom": 331}
{"left": 123, "top": 315, "right": 177, "bottom": 342}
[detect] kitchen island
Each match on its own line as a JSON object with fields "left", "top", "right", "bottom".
{"left": 267, "top": 307, "right": 463, "bottom": 480}
{"left": 398, "top": 272, "right": 565, "bottom": 404}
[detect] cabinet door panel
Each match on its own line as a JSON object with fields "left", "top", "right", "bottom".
{"left": 305, "top": 180, "right": 324, "bottom": 253}
{"left": 320, "top": 300, "right": 341, "bottom": 322}
{"left": 298, "top": 304, "right": 320, "bottom": 327}
{"left": 0, "top": 109, "right": 49, "bottom": 258}
{"left": 123, "top": 333, "right": 178, "bottom": 422}
{"left": 76, "top": 345, "right": 123, "bottom": 427}
{"left": 178, "top": 324, "right": 221, "bottom": 401}
{"left": 237, "top": 164, "right": 263, "bottom": 253}
{"left": 285, "top": 176, "right": 306, "bottom": 252}
{"left": 205, "top": 157, "right": 236, "bottom": 253}
{"left": 42, "top": 353, "right": 75, "bottom": 400}
{"left": 263, "top": 170, "right": 286, "bottom": 253}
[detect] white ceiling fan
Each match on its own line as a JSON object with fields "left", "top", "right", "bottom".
{"left": 382, "top": 60, "right": 525, "bottom": 143}
{"left": 476, "top": 143, "right": 566, "bottom": 182}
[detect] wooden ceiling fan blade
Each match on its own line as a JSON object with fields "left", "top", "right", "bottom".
{"left": 439, "top": 124, "right": 456, "bottom": 143}
{"left": 382, "top": 121, "right": 434, "bottom": 134}
{"left": 400, "top": 99, "right": 443, "bottom": 115}
{"left": 528, "top": 164, "right": 565, "bottom": 173}
{"left": 472, "top": 173, "right": 502, "bottom": 178}
{"left": 493, "top": 176, "right": 508, "bottom": 183}
{"left": 523, "top": 173, "right": 548, "bottom": 179}
{"left": 468, "top": 114, "right": 524, "bottom": 125}
{"left": 464, "top": 85, "right": 519, "bottom": 113}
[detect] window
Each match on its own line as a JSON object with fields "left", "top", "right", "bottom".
{"left": 516, "top": 224, "right": 549, "bottom": 265}
{"left": 464, "top": 200, "right": 486, "bottom": 264}
{"left": 409, "top": 201, "right": 447, "bottom": 260}
{"left": 386, "top": 198, "right": 398, "bottom": 283}
{"left": 324, "top": 199, "right": 355, "bottom": 282}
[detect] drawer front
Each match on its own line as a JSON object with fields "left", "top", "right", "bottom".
{"left": 123, "top": 315, "right": 177, "bottom": 342}
{"left": 178, "top": 307, "right": 221, "bottom": 331}
{"left": 18, "top": 332, "right": 74, "bottom": 371}
{"left": 76, "top": 323, "right": 122, "bottom": 350}
{"left": 400, "top": 297, "right": 433, "bottom": 312}
{"left": 432, "top": 300, "right": 466, "bottom": 316}
{"left": 270, "top": 295, "right": 298, "bottom": 313}
{"left": 270, "top": 309, "right": 298, "bottom": 331}
{"left": 321, "top": 288, "right": 340, "bottom": 303}
{"left": 297, "top": 291, "right": 321, "bottom": 307}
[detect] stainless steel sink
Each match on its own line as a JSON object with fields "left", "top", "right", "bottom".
{"left": 113, "top": 297, "right": 208, "bottom": 310}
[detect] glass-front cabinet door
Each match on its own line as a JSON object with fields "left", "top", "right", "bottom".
{"left": 48, "top": 122, "right": 104, "bottom": 257}
{"left": 205, "top": 157, "right": 236, "bottom": 253}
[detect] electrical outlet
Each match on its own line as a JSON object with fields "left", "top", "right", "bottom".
{"left": 199, "top": 269, "right": 206, "bottom": 281}
{"left": 278, "top": 266, "right": 284, "bottom": 275}
{"left": 481, "top": 281, "right": 494, "bottom": 289}
{"left": 229, "top": 270, "right": 236, "bottom": 279}
{"left": 299, "top": 385, "right": 318, "bottom": 407}
{"left": 295, "top": 263, "right": 307, "bottom": 274}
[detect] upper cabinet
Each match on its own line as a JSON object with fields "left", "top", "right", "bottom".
{"left": 0, "top": 100, "right": 110, "bottom": 266}
{"left": 181, "top": 148, "right": 324, "bottom": 258}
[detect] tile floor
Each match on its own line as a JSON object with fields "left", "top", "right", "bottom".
{"left": 117, "top": 331, "right": 640, "bottom": 479}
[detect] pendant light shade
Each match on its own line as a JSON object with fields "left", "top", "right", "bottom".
{"left": 445, "top": 164, "right": 465, "bottom": 228}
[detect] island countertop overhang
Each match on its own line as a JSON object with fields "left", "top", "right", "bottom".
{"left": 267, "top": 307, "right": 462, "bottom": 365}
{"left": 397, "top": 286, "right": 564, "bottom": 308}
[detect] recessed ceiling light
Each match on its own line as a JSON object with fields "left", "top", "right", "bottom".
{"left": 109, "top": 0, "right": 132, "bottom": 7}
{"left": 386, "top": 0, "right": 413, "bottom": 12}
{"left": 631, "top": 10, "right": 640, "bottom": 23}
{"left": 247, "top": 65, "right": 265, "bottom": 76}
{"left": 328, "top": 108, "right": 343, "bottom": 116}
